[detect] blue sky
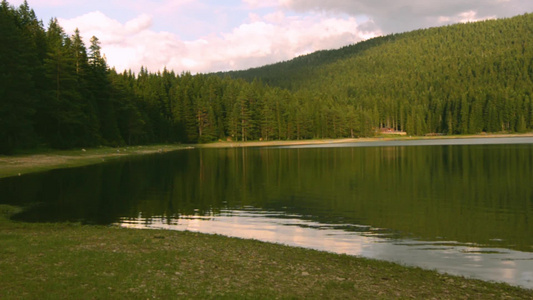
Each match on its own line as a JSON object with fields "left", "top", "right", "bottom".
{"left": 8, "top": 0, "right": 533, "bottom": 74}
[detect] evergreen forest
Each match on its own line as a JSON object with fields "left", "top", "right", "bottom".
{"left": 1, "top": 0, "right": 532, "bottom": 154}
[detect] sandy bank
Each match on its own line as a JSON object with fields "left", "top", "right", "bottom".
{"left": 198, "top": 133, "right": 533, "bottom": 148}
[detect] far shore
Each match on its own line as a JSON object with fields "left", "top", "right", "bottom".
{"left": 199, "top": 132, "right": 533, "bottom": 148}
{"left": 1, "top": 132, "right": 532, "bottom": 179}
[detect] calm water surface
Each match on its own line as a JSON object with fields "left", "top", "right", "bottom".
{"left": 2, "top": 138, "right": 533, "bottom": 288}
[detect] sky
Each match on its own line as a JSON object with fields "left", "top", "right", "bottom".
{"left": 9, "top": 0, "right": 533, "bottom": 74}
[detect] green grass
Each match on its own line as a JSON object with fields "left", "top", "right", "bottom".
{"left": 1, "top": 205, "right": 532, "bottom": 299}
{"left": 0, "top": 144, "right": 189, "bottom": 179}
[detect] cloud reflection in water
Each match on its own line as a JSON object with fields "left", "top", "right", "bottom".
{"left": 118, "top": 209, "right": 533, "bottom": 289}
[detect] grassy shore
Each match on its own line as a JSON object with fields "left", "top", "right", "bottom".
{"left": 0, "top": 144, "right": 190, "bottom": 179}
{"left": 1, "top": 135, "right": 533, "bottom": 298}
{"left": 1, "top": 206, "right": 531, "bottom": 299}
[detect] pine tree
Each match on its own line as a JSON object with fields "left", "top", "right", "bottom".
{"left": 88, "top": 36, "right": 123, "bottom": 145}
{"left": 37, "top": 18, "right": 87, "bottom": 148}
{"left": 0, "top": 1, "right": 37, "bottom": 153}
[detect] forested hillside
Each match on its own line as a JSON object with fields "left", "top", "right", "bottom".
{"left": 220, "top": 34, "right": 400, "bottom": 90}
{"left": 224, "top": 13, "right": 533, "bottom": 137}
{"left": 1, "top": 0, "right": 532, "bottom": 154}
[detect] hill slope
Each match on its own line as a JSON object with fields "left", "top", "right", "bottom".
{"left": 220, "top": 34, "right": 400, "bottom": 90}
{"left": 222, "top": 13, "right": 533, "bottom": 136}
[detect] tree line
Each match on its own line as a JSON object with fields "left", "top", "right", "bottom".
{"left": 1, "top": 1, "right": 532, "bottom": 154}
{"left": 224, "top": 13, "right": 533, "bottom": 137}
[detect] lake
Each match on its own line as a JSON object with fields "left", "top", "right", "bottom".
{"left": 1, "top": 137, "right": 533, "bottom": 288}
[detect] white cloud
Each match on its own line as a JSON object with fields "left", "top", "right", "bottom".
{"left": 16, "top": 0, "right": 532, "bottom": 75}
{"left": 242, "top": 0, "right": 283, "bottom": 9}
{"left": 124, "top": 13, "right": 152, "bottom": 33}
{"left": 116, "top": 0, "right": 196, "bottom": 16}
{"left": 58, "top": 10, "right": 379, "bottom": 74}
{"left": 436, "top": 10, "right": 497, "bottom": 25}
{"left": 59, "top": 12, "right": 185, "bottom": 71}
{"left": 282, "top": 0, "right": 533, "bottom": 33}
{"left": 11, "top": 0, "right": 90, "bottom": 6}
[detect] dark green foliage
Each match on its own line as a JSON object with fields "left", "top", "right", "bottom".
{"left": 0, "top": 0, "right": 532, "bottom": 154}
{"left": 0, "top": 0, "right": 40, "bottom": 153}
{"left": 219, "top": 34, "right": 400, "bottom": 90}
{"left": 224, "top": 14, "right": 533, "bottom": 136}
{"left": 87, "top": 36, "right": 122, "bottom": 146}
{"left": 109, "top": 70, "right": 146, "bottom": 145}
{"left": 39, "top": 19, "right": 91, "bottom": 148}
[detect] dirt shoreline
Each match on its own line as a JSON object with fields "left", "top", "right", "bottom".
{"left": 199, "top": 133, "right": 533, "bottom": 148}
{"left": 1, "top": 133, "right": 532, "bottom": 178}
